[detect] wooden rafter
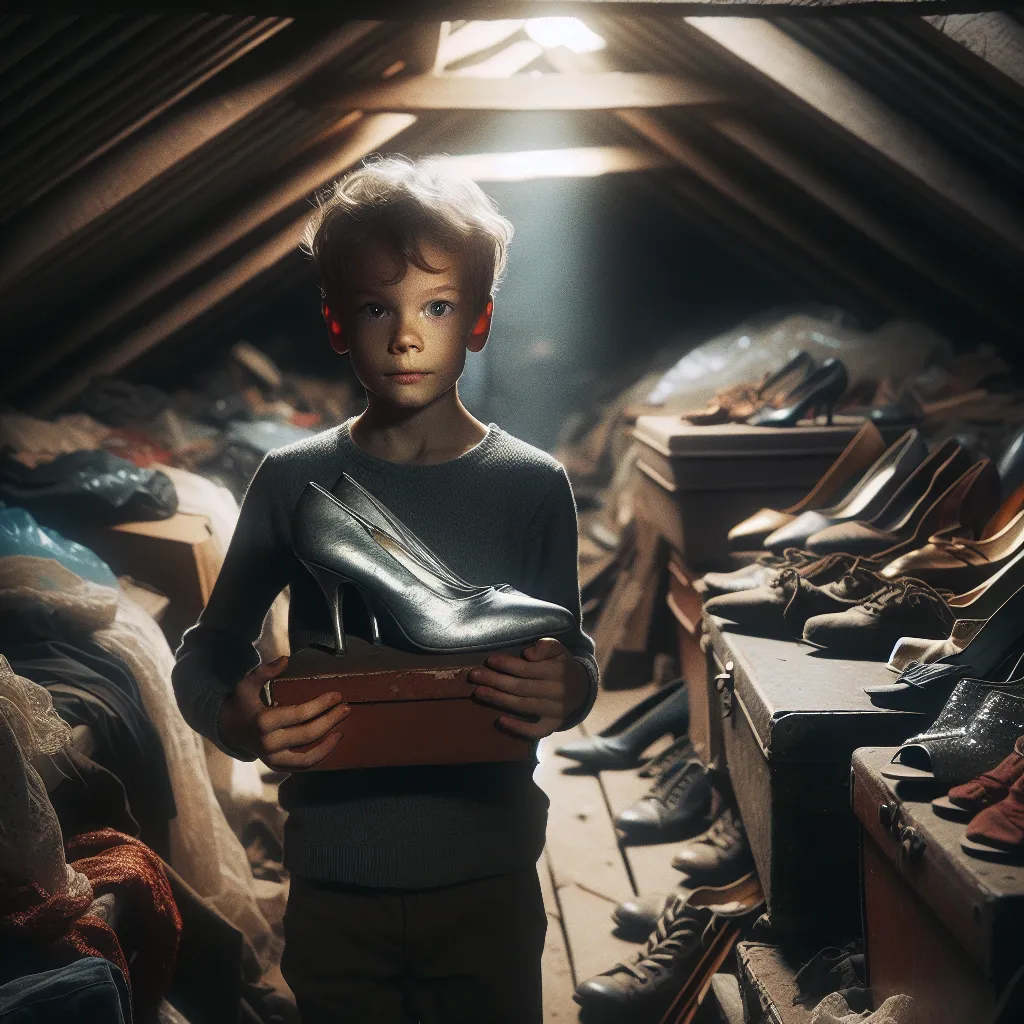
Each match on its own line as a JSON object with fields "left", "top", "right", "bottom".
{"left": 304, "top": 72, "right": 733, "bottom": 112}
{"left": 14, "top": 113, "right": 417, "bottom": 408}
{"left": 708, "top": 113, "right": 1022, "bottom": 333}
{"left": 0, "top": 21, "right": 381, "bottom": 296}
{"left": 617, "top": 108, "right": 919, "bottom": 319}
{"left": 685, "top": 17, "right": 1024, "bottom": 256}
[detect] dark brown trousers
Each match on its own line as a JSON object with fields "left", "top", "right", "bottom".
{"left": 280, "top": 866, "right": 547, "bottom": 1024}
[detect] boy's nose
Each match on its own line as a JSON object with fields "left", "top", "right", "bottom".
{"left": 389, "top": 322, "right": 423, "bottom": 353}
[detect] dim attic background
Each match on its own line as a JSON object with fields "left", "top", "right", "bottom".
{"left": 1, "top": 7, "right": 1024, "bottom": 1024}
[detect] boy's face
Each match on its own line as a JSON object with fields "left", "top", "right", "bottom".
{"left": 333, "top": 241, "right": 486, "bottom": 411}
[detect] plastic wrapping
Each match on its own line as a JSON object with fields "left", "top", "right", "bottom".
{"left": 644, "top": 313, "right": 954, "bottom": 413}
{"left": 0, "top": 450, "right": 178, "bottom": 532}
{"left": 0, "top": 505, "right": 117, "bottom": 588}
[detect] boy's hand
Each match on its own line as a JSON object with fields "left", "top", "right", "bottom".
{"left": 217, "top": 656, "right": 352, "bottom": 771}
{"left": 468, "top": 638, "right": 591, "bottom": 739}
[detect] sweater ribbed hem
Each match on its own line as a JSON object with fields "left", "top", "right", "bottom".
{"left": 282, "top": 821, "right": 547, "bottom": 889}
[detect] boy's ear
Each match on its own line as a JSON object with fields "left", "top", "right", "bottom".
{"left": 322, "top": 300, "right": 349, "bottom": 354}
{"left": 467, "top": 298, "right": 493, "bottom": 353}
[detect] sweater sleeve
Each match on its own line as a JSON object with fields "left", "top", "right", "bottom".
{"left": 171, "top": 452, "right": 292, "bottom": 760}
{"left": 520, "top": 466, "right": 600, "bottom": 732}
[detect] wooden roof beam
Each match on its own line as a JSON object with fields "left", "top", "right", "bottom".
{"left": 708, "top": 113, "right": 1022, "bottom": 333}
{"left": 304, "top": 72, "right": 733, "bottom": 112}
{"left": 0, "top": 21, "right": 380, "bottom": 297}
{"left": 685, "top": 17, "right": 1024, "bottom": 256}
{"left": 617, "top": 108, "right": 920, "bottom": 320}
{"left": 12, "top": 113, "right": 416, "bottom": 407}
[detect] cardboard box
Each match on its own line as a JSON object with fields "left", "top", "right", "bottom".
{"left": 79, "top": 512, "right": 221, "bottom": 648}
{"left": 263, "top": 641, "right": 533, "bottom": 770}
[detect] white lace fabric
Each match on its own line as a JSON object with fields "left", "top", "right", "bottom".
{"left": 0, "top": 554, "right": 274, "bottom": 973}
{"left": 0, "top": 654, "right": 92, "bottom": 901}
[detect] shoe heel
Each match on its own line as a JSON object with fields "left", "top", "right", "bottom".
{"left": 354, "top": 583, "right": 382, "bottom": 645}
{"left": 300, "top": 558, "right": 349, "bottom": 655}
{"left": 825, "top": 398, "right": 836, "bottom": 427}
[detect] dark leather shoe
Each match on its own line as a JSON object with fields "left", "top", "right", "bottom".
{"left": 704, "top": 558, "right": 883, "bottom": 639}
{"left": 670, "top": 806, "right": 754, "bottom": 885}
{"left": 727, "top": 423, "right": 887, "bottom": 550}
{"left": 866, "top": 583, "right": 1024, "bottom": 710}
{"left": 803, "top": 577, "right": 956, "bottom": 658}
{"left": 615, "top": 746, "right": 713, "bottom": 840}
{"left": 700, "top": 548, "right": 820, "bottom": 598}
{"left": 575, "top": 897, "right": 715, "bottom": 1019}
{"left": 578, "top": 875, "right": 764, "bottom": 1019}
{"left": 554, "top": 680, "right": 689, "bottom": 770}
{"left": 611, "top": 890, "right": 678, "bottom": 941}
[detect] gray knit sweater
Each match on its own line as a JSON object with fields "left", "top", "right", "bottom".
{"left": 171, "top": 419, "right": 598, "bottom": 888}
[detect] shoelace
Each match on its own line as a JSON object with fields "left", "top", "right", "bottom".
{"left": 661, "top": 761, "right": 706, "bottom": 808}
{"left": 755, "top": 547, "right": 818, "bottom": 569}
{"left": 696, "top": 808, "right": 744, "bottom": 850}
{"left": 619, "top": 895, "right": 713, "bottom": 983}
{"left": 831, "top": 565, "right": 890, "bottom": 599}
{"left": 861, "top": 577, "right": 955, "bottom": 622}
{"left": 638, "top": 736, "right": 694, "bottom": 782}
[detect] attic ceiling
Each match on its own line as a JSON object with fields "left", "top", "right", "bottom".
{"left": 1, "top": 8, "right": 1022, "bottom": 415}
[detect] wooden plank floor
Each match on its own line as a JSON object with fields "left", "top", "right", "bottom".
{"left": 537, "top": 680, "right": 698, "bottom": 1023}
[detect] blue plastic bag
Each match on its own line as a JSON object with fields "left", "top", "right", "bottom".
{"left": 0, "top": 503, "right": 117, "bottom": 588}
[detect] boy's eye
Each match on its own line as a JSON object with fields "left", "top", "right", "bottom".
{"left": 425, "top": 300, "right": 453, "bottom": 318}
{"left": 361, "top": 303, "right": 388, "bottom": 319}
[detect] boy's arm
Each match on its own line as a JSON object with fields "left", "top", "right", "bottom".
{"left": 521, "top": 466, "right": 600, "bottom": 731}
{"left": 171, "top": 452, "right": 291, "bottom": 760}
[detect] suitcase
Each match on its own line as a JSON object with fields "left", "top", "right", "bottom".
{"left": 632, "top": 417, "right": 863, "bottom": 570}
{"left": 852, "top": 745, "right": 1024, "bottom": 1024}
{"left": 261, "top": 641, "right": 533, "bottom": 769}
{"left": 735, "top": 941, "right": 818, "bottom": 1024}
{"left": 666, "top": 549, "right": 718, "bottom": 762}
{"left": 705, "top": 613, "right": 926, "bottom": 937}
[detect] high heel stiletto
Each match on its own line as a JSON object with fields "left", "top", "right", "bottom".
{"left": 764, "top": 429, "right": 928, "bottom": 552}
{"left": 292, "top": 482, "right": 575, "bottom": 654}
{"left": 746, "top": 357, "right": 849, "bottom": 428}
{"left": 332, "top": 472, "right": 510, "bottom": 594}
{"left": 298, "top": 558, "right": 382, "bottom": 655}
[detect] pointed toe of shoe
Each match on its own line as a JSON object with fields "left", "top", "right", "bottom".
{"left": 728, "top": 508, "right": 794, "bottom": 550}
{"left": 764, "top": 511, "right": 832, "bottom": 552}
{"left": 554, "top": 736, "right": 636, "bottom": 769}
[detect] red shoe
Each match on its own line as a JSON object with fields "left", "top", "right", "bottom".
{"left": 962, "top": 761, "right": 1024, "bottom": 861}
{"left": 933, "top": 735, "right": 1024, "bottom": 821}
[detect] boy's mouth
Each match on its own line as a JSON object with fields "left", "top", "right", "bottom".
{"left": 386, "top": 371, "right": 431, "bottom": 384}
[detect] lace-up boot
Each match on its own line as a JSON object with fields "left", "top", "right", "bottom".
{"left": 615, "top": 741, "right": 712, "bottom": 840}
{"left": 803, "top": 578, "right": 955, "bottom": 658}
{"left": 574, "top": 892, "right": 716, "bottom": 1018}
{"left": 670, "top": 805, "right": 754, "bottom": 885}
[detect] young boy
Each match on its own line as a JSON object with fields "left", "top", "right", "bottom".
{"left": 171, "top": 156, "right": 599, "bottom": 1024}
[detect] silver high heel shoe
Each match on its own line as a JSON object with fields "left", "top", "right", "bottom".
{"left": 292, "top": 482, "right": 575, "bottom": 655}
{"left": 332, "top": 472, "right": 509, "bottom": 594}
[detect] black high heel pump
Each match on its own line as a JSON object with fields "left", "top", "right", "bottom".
{"left": 747, "top": 357, "right": 849, "bottom": 428}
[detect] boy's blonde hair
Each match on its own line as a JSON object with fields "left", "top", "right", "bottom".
{"left": 302, "top": 155, "right": 514, "bottom": 315}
